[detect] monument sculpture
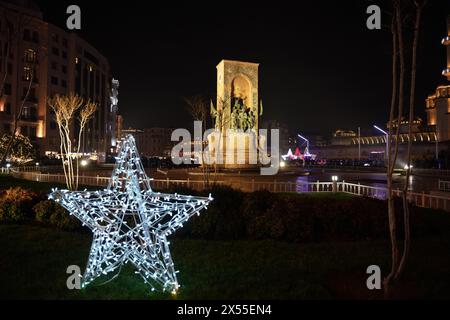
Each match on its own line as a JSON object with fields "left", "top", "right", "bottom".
{"left": 208, "top": 60, "right": 265, "bottom": 169}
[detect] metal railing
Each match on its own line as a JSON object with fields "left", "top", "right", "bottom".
{"left": 413, "top": 168, "right": 450, "bottom": 177}
{"left": 439, "top": 179, "right": 450, "bottom": 192}
{"left": 8, "top": 170, "right": 450, "bottom": 212}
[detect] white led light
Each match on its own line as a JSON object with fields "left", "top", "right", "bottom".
{"left": 50, "top": 135, "right": 213, "bottom": 293}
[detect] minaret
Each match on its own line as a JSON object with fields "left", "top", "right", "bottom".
{"left": 442, "top": 16, "right": 450, "bottom": 80}
{"left": 426, "top": 16, "right": 450, "bottom": 142}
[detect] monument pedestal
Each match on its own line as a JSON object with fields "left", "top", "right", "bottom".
{"left": 207, "top": 131, "right": 266, "bottom": 170}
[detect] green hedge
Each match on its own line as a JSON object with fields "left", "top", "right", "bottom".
{"left": 33, "top": 200, "right": 80, "bottom": 231}
{"left": 175, "top": 187, "right": 450, "bottom": 243}
{"left": 2, "top": 184, "right": 450, "bottom": 243}
{"left": 0, "top": 188, "right": 37, "bottom": 223}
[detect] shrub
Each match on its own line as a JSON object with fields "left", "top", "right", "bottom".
{"left": 178, "top": 189, "right": 450, "bottom": 243}
{"left": 33, "top": 200, "right": 54, "bottom": 224}
{"left": 181, "top": 185, "right": 246, "bottom": 240}
{"left": 0, "top": 187, "right": 36, "bottom": 223}
{"left": 33, "top": 200, "right": 80, "bottom": 231}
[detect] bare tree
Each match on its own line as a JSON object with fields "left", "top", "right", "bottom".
{"left": 185, "top": 95, "right": 208, "bottom": 124}
{"left": 384, "top": 0, "right": 427, "bottom": 296}
{"left": 397, "top": 0, "right": 427, "bottom": 280}
{"left": 76, "top": 101, "right": 97, "bottom": 189}
{"left": 385, "top": 11, "right": 400, "bottom": 296}
{"left": 48, "top": 94, "right": 96, "bottom": 191}
{"left": 210, "top": 95, "right": 232, "bottom": 179}
{"left": 184, "top": 95, "right": 210, "bottom": 185}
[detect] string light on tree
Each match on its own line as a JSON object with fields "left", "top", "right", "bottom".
{"left": 49, "top": 135, "right": 213, "bottom": 294}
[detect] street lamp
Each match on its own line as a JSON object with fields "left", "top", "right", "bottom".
{"left": 331, "top": 175, "right": 339, "bottom": 193}
{"left": 297, "top": 134, "right": 310, "bottom": 151}
{"left": 298, "top": 134, "right": 310, "bottom": 167}
{"left": 374, "top": 125, "right": 389, "bottom": 165}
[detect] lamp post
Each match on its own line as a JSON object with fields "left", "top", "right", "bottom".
{"left": 298, "top": 134, "right": 310, "bottom": 153}
{"left": 298, "top": 134, "right": 310, "bottom": 167}
{"left": 332, "top": 175, "right": 339, "bottom": 193}
{"left": 435, "top": 122, "right": 439, "bottom": 168}
{"left": 374, "top": 125, "right": 389, "bottom": 165}
{"left": 358, "top": 127, "right": 361, "bottom": 162}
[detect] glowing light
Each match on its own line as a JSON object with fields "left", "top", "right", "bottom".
{"left": 49, "top": 135, "right": 213, "bottom": 293}
{"left": 281, "top": 149, "right": 294, "bottom": 161}
{"left": 36, "top": 121, "right": 45, "bottom": 138}
{"left": 280, "top": 161, "right": 286, "bottom": 168}
{"left": 332, "top": 176, "right": 339, "bottom": 182}
{"left": 373, "top": 125, "right": 388, "bottom": 135}
{"left": 80, "top": 159, "right": 88, "bottom": 167}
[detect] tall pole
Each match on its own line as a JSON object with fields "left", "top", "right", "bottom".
{"left": 435, "top": 122, "right": 439, "bottom": 163}
{"left": 358, "top": 127, "right": 361, "bottom": 162}
{"left": 386, "top": 133, "right": 389, "bottom": 166}
{"left": 374, "top": 125, "right": 389, "bottom": 166}
{"left": 298, "top": 134, "right": 309, "bottom": 168}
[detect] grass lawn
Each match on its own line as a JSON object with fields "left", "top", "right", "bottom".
{"left": 1, "top": 175, "right": 449, "bottom": 300}
{"left": 1, "top": 224, "right": 449, "bottom": 300}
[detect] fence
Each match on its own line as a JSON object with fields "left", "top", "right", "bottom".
{"left": 9, "top": 170, "right": 450, "bottom": 212}
{"left": 413, "top": 168, "right": 450, "bottom": 177}
{"left": 439, "top": 179, "right": 450, "bottom": 192}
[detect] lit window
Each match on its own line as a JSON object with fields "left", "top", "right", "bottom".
{"left": 24, "top": 49, "right": 37, "bottom": 63}
{"left": 23, "top": 66, "right": 33, "bottom": 81}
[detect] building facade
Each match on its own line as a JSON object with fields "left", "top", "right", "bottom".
{"left": 312, "top": 16, "right": 450, "bottom": 164}
{"left": 426, "top": 16, "right": 450, "bottom": 142}
{"left": 121, "top": 127, "right": 175, "bottom": 158}
{"left": 0, "top": 0, "right": 117, "bottom": 162}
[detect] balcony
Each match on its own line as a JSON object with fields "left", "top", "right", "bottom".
{"left": 21, "top": 115, "right": 38, "bottom": 122}
{"left": 22, "top": 96, "right": 39, "bottom": 104}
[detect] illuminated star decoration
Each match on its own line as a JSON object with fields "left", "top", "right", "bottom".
{"left": 49, "top": 135, "right": 213, "bottom": 294}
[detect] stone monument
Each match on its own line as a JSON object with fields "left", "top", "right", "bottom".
{"left": 209, "top": 60, "right": 264, "bottom": 169}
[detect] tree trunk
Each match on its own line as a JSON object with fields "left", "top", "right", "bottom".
{"left": 396, "top": 0, "right": 425, "bottom": 281}
{"left": 384, "top": 11, "right": 400, "bottom": 297}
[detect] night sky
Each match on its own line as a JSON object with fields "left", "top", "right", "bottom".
{"left": 34, "top": 0, "right": 450, "bottom": 136}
